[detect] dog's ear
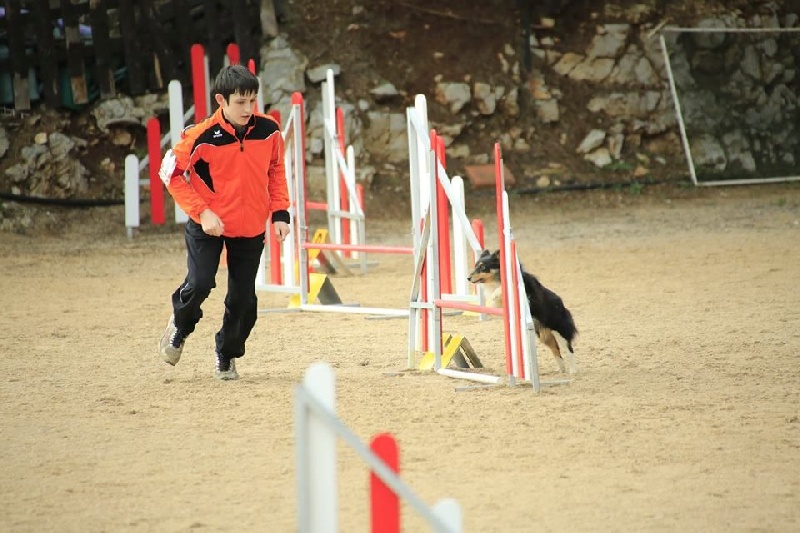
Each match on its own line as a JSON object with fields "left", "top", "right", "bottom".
{"left": 493, "top": 249, "right": 500, "bottom": 257}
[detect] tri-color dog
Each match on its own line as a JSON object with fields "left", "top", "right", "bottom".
{"left": 467, "top": 249, "right": 578, "bottom": 374}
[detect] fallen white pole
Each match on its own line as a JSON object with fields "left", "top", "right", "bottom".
{"left": 437, "top": 368, "right": 504, "bottom": 385}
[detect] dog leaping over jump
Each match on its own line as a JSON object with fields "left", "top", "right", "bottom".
{"left": 468, "top": 249, "right": 579, "bottom": 374}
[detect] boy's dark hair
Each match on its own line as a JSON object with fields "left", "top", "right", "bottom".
{"left": 213, "top": 64, "right": 260, "bottom": 102}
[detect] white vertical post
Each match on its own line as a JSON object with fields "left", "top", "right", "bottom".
{"left": 427, "top": 148, "right": 442, "bottom": 369}
{"left": 412, "top": 96, "right": 430, "bottom": 254}
{"left": 502, "top": 192, "right": 520, "bottom": 379}
{"left": 517, "top": 263, "right": 540, "bottom": 392}
{"left": 255, "top": 252, "right": 267, "bottom": 289}
{"left": 451, "top": 176, "right": 468, "bottom": 297}
{"left": 281, "top": 104, "right": 305, "bottom": 287}
{"left": 433, "top": 498, "right": 463, "bottom": 532}
{"left": 345, "top": 145, "right": 361, "bottom": 261}
{"left": 282, "top": 230, "right": 296, "bottom": 288}
{"left": 168, "top": 79, "right": 189, "bottom": 223}
{"left": 414, "top": 95, "right": 430, "bottom": 214}
{"left": 321, "top": 75, "right": 339, "bottom": 245}
{"left": 124, "top": 154, "right": 140, "bottom": 238}
{"left": 407, "top": 110, "right": 422, "bottom": 251}
{"left": 418, "top": 103, "right": 437, "bottom": 343}
{"left": 168, "top": 80, "right": 184, "bottom": 147}
{"left": 256, "top": 75, "right": 265, "bottom": 114}
{"left": 304, "top": 362, "right": 337, "bottom": 533}
{"left": 327, "top": 70, "right": 342, "bottom": 248}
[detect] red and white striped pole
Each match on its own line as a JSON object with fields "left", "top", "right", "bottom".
{"left": 494, "top": 143, "right": 513, "bottom": 378}
{"left": 336, "top": 107, "right": 350, "bottom": 257}
{"left": 434, "top": 134, "right": 452, "bottom": 296}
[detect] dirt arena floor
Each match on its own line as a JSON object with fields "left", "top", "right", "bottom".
{"left": 1, "top": 184, "right": 799, "bottom": 532}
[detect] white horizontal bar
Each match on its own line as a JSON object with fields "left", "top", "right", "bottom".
{"left": 255, "top": 284, "right": 300, "bottom": 294}
{"left": 437, "top": 368, "right": 504, "bottom": 385}
{"left": 696, "top": 176, "right": 800, "bottom": 187}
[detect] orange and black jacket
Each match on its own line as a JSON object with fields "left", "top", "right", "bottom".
{"left": 166, "top": 107, "right": 290, "bottom": 238}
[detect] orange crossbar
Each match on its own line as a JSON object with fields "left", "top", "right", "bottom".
{"left": 432, "top": 299, "right": 503, "bottom": 316}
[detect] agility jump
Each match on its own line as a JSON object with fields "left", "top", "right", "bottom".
{"left": 254, "top": 79, "right": 417, "bottom": 317}
{"left": 259, "top": 73, "right": 489, "bottom": 318}
{"left": 407, "top": 95, "right": 486, "bottom": 305}
{"left": 408, "top": 137, "right": 565, "bottom": 392}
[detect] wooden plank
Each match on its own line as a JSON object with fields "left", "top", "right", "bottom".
{"left": 118, "top": 0, "right": 146, "bottom": 95}
{"left": 231, "top": 0, "right": 251, "bottom": 65}
{"left": 89, "top": 0, "right": 115, "bottom": 97}
{"left": 202, "top": 0, "right": 223, "bottom": 76}
{"left": 464, "top": 164, "right": 517, "bottom": 188}
{"left": 32, "top": 0, "right": 61, "bottom": 108}
{"left": 59, "top": 0, "right": 89, "bottom": 105}
{"left": 170, "top": 0, "right": 193, "bottom": 85}
{"left": 140, "top": 0, "right": 175, "bottom": 89}
{"left": 5, "top": 0, "right": 31, "bottom": 110}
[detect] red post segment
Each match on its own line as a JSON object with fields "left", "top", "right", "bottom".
{"left": 471, "top": 218, "right": 485, "bottom": 296}
{"left": 336, "top": 107, "right": 350, "bottom": 257}
{"left": 471, "top": 219, "right": 485, "bottom": 251}
{"left": 225, "top": 42, "right": 240, "bottom": 65}
{"left": 190, "top": 44, "right": 207, "bottom": 123}
{"left": 146, "top": 117, "right": 165, "bottom": 225}
{"left": 434, "top": 134, "right": 452, "bottom": 296}
{"left": 370, "top": 433, "right": 400, "bottom": 533}
{"left": 247, "top": 58, "right": 256, "bottom": 75}
{"left": 357, "top": 184, "right": 364, "bottom": 214}
{"left": 291, "top": 92, "right": 308, "bottom": 220}
{"left": 270, "top": 225, "right": 281, "bottom": 285}
{"left": 427, "top": 131, "right": 445, "bottom": 357}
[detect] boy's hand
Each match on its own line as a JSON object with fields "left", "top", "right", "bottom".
{"left": 273, "top": 221, "right": 290, "bottom": 242}
{"left": 199, "top": 209, "right": 225, "bottom": 236}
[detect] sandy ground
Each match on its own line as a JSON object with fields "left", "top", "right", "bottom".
{"left": 1, "top": 185, "right": 799, "bottom": 532}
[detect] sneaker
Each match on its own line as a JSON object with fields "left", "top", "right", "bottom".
{"left": 215, "top": 353, "right": 239, "bottom": 381}
{"left": 159, "top": 315, "right": 187, "bottom": 366}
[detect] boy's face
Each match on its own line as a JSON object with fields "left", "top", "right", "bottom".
{"left": 216, "top": 90, "right": 258, "bottom": 127}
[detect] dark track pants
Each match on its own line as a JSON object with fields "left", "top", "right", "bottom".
{"left": 171, "top": 219, "right": 265, "bottom": 359}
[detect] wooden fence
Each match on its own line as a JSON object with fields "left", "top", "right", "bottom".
{"left": 0, "top": 0, "right": 262, "bottom": 111}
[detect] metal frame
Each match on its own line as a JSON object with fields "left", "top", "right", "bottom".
{"left": 658, "top": 26, "right": 800, "bottom": 187}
